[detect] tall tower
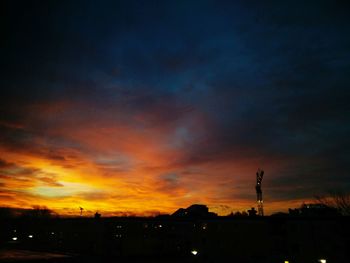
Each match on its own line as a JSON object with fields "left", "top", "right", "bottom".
{"left": 255, "top": 169, "right": 264, "bottom": 216}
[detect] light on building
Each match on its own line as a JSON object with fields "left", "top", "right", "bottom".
{"left": 12, "top": 237, "right": 18, "bottom": 241}
{"left": 284, "top": 261, "right": 289, "bottom": 263}
{"left": 191, "top": 250, "right": 198, "bottom": 256}
{"left": 28, "top": 235, "right": 33, "bottom": 238}
{"left": 318, "top": 259, "right": 326, "bottom": 263}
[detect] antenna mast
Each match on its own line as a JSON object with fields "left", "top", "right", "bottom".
{"left": 255, "top": 169, "right": 264, "bottom": 216}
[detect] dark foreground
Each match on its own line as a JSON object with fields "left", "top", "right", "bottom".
{"left": 1, "top": 216, "right": 349, "bottom": 263}
{"left": 0, "top": 249, "right": 200, "bottom": 263}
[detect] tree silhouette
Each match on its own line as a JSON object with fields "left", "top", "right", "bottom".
{"left": 315, "top": 191, "right": 350, "bottom": 216}
{"left": 22, "top": 206, "right": 54, "bottom": 218}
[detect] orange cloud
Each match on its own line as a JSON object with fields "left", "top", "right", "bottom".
{"left": 0, "top": 99, "right": 314, "bottom": 217}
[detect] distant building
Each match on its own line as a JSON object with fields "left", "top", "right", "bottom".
{"left": 287, "top": 203, "right": 340, "bottom": 217}
{"left": 94, "top": 212, "right": 101, "bottom": 219}
{"left": 247, "top": 207, "right": 257, "bottom": 217}
{"left": 299, "top": 203, "right": 340, "bottom": 216}
{"left": 172, "top": 208, "right": 187, "bottom": 217}
{"left": 172, "top": 204, "right": 217, "bottom": 218}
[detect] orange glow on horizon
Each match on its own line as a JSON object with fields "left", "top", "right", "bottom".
{"left": 0, "top": 105, "right": 312, "bottom": 217}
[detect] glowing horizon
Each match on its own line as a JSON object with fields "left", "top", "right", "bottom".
{"left": 0, "top": 134, "right": 314, "bottom": 216}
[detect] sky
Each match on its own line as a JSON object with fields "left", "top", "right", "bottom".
{"left": 1, "top": 0, "right": 350, "bottom": 216}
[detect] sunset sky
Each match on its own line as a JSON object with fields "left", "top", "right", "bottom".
{"left": 1, "top": 1, "right": 350, "bottom": 216}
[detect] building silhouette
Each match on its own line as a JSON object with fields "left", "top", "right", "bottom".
{"left": 172, "top": 204, "right": 217, "bottom": 218}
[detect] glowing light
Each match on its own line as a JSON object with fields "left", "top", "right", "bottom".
{"left": 12, "top": 237, "right": 18, "bottom": 241}
{"left": 51, "top": 232, "right": 55, "bottom": 235}
{"left": 28, "top": 235, "right": 33, "bottom": 238}
{"left": 191, "top": 250, "right": 198, "bottom": 255}
{"left": 284, "top": 261, "right": 289, "bottom": 263}
{"left": 34, "top": 182, "right": 99, "bottom": 198}
{"left": 318, "top": 260, "right": 326, "bottom": 263}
